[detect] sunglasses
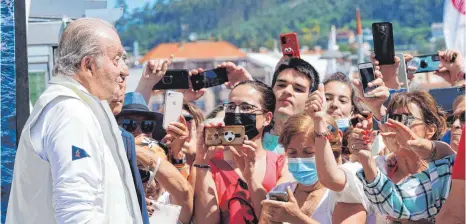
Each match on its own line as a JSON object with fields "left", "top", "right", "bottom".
{"left": 447, "top": 111, "right": 465, "bottom": 127}
{"left": 119, "top": 119, "right": 155, "bottom": 134}
{"left": 388, "top": 114, "right": 420, "bottom": 127}
{"left": 184, "top": 114, "right": 194, "bottom": 123}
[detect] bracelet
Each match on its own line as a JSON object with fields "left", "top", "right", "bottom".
{"left": 148, "top": 157, "right": 161, "bottom": 184}
{"left": 193, "top": 164, "right": 211, "bottom": 169}
{"left": 313, "top": 131, "right": 329, "bottom": 139}
{"left": 422, "top": 141, "right": 437, "bottom": 161}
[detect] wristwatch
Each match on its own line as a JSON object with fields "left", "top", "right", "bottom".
{"left": 171, "top": 153, "right": 186, "bottom": 165}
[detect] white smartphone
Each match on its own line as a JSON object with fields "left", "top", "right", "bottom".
{"left": 163, "top": 91, "right": 183, "bottom": 130}
{"left": 358, "top": 62, "right": 376, "bottom": 97}
{"left": 396, "top": 53, "right": 409, "bottom": 90}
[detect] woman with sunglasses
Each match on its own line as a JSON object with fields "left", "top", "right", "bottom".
{"left": 448, "top": 95, "right": 465, "bottom": 152}
{"left": 193, "top": 80, "right": 292, "bottom": 224}
{"left": 350, "top": 78, "right": 456, "bottom": 222}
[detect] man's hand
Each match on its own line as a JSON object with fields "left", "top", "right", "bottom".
{"left": 217, "top": 62, "right": 253, "bottom": 89}
{"left": 136, "top": 56, "right": 173, "bottom": 103}
{"left": 435, "top": 50, "right": 465, "bottom": 85}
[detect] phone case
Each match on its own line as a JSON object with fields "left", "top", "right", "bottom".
{"left": 163, "top": 91, "right": 183, "bottom": 129}
{"left": 204, "top": 126, "right": 245, "bottom": 146}
{"left": 153, "top": 69, "right": 190, "bottom": 90}
{"left": 268, "top": 191, "right": 289, "bottom": 202}
{"left": 280, "top": 32, "right": 301, "bottom": 58}
{"left": 190, "top": 68, "right": 229, "bottom": 91}
{"left": 372, "top": 22, "right": 395, "bottom": 65}
{"left": 396, "top": 53, "right": 409, "bottom": 90}
{"left": 408, "top": 54, "right": 441, "bottom": 74}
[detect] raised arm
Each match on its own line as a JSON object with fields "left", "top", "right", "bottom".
{"left": 306, "top": 83, "right": 347, "bottom": 191}
{"left": 135, "top": 58, "right": 172, "bottom": 104}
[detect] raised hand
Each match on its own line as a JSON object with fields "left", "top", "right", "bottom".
{"left": 347, "top": 125, "right": 377, "bottom": 162}
{"left": 182, "top": 68, "right": 207, "bottom": 102}
{"left": 217, "top": 62, "right": 253, "bottom": 89}
{"left": 166, "top": 115, "right": 189, "bottom": 159}
{"left": 435, "top": 50, "right": 465, "bottom": 85}
{"left": 142, "top": 56, "right": 173, "bottom": 86}
{"left": 194, "top": 121, "right": 225, "bottom": 163}
{"left": 305, "top": 83, "right": 327, "bottom": 121}
{"left": 370, "top": 53, "right": 415, "bottom": 89}
{"left": 352, "top": 74, "right": 389, "bottom": 121}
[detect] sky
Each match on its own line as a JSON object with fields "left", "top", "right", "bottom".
{"left": 107, "top": 0, "right": 154, "bottom": 10}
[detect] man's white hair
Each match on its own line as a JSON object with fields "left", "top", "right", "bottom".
{"left": 53, "top": 18, "right": 116, "bottom": 76}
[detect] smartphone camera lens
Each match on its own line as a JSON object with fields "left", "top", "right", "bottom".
{"left": 432, "top": 55, "right": 440, "bottom": 61}
{"left": 281, "top": 36, "right": 287, "bottom": 44}
{"left": 163, "top": 76, "right": 173, "bottom": 84}
{"left": 420, "top": 60, "right": 428, "bottom": 68}
{"left": 378, "top": 26, "right": 385, "bottom": 33}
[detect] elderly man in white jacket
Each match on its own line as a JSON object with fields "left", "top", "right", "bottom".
{"left": 6, "top": 18, "right": 142, "bottom": 223}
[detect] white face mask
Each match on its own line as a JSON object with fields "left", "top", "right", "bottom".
{"left": 336, "top": 117, "right": 350, "bottom": 132}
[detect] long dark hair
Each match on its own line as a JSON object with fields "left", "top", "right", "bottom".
{"left": 232, "top": 80, "right": 275, "bottom": 133}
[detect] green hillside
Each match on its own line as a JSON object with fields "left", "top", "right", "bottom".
{"left": 115, "top": 0, "right": 445, "bottom": 53}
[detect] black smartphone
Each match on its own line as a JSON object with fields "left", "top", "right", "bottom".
{"left": 358, "top": 62, "right": 376, "bottom": 97}
{"left": 153, "top": 69, "right": 190, "bottom": 90}
{"left": 372, "top": 22, "right": 395, "bottom": 65}
{"left": 190, "top": 67, "right": 229, "bottom": 91}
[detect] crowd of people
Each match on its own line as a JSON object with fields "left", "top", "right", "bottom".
{"left": 5, "top": 18, "right": 465, "bottom": 224}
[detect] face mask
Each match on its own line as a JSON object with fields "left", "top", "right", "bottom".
{"left": 287, "top": 157, "right": 318, "bottom": 186}
{"left": 224, "top": 112, "right": 259, "bottom": 140}
{"left": 336, "top": 117, "right": 350, "bottom": 132}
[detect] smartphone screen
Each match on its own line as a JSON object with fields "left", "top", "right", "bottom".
{"left": 190, "top": 67, "right": 229, "bottom": 91}
{"left": 372, "top": 22, "right": 395, "bottom": 65}
{"left": 358, "top": 63, "right": 376, "bottom": 96}
{"left": 153, "top": 69, "right": 190, "bottom": 90}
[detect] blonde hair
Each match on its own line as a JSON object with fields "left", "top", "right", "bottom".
{"left": 279, "top": 113, "right": 342, "bottom": 157}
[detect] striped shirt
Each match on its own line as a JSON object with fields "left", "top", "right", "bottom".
{"left": 356, "top": 154, "right": 456, "bottom": 221}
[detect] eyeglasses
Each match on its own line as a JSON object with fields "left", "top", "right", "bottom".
{"left": 223, "top": 102, "right": 264, "bottom": 113}
{"left": 388, "top": 114, "right": 422, "bottom": 127}
{"left": 118, "top": 119, "right": 155, "bottom": 134}
{"left": 447, "top": 111, "right": 465, "bottom": 127}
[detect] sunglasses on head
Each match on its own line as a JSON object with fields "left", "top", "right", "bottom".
{"left": 447, "top": 111, "right": 465, "bottom": 126}
{"left": 119, "top": 119, "right": 155, "bottom": 133}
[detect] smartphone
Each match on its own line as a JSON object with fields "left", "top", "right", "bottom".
{"left": 280, "top": 32, "right": 301, "bottom": 58}
{"left": 428, "top": 87, "right": 465, "bottom": 113}
{"left": 204, "top": 125, "right": 245, "bottom": 146}
{"left": 153, "top": 69, "right": 190, "bottom": 90}
{"left": 407, "top": 54, "right": 440, "bottom": 74}
{"left": 358, "top": 62, "right": 376, "bottom": 97}
{"left": 396, "top": 53, "right": 409, "bottom": 90}
{"left": 190, "top": 67, "right": 229, "bottom": 91}
{"left": 268, "top": 191, "right": 289, "bottom": 202}
{"left": 163, "top": 91, "right": 183, "bottom": 129}
{"left": 372, "top": 22, "right": 395, "bottom": 65}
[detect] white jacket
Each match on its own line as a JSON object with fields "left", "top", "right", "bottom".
{"left": 6, "top": 76, "right": 142, "bottom": 224}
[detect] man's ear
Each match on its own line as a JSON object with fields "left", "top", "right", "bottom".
{"left": 79, "top": 56, "right": 93, "bottom": 75}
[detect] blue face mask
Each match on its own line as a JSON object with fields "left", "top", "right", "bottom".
{"left": 336, "top": 117, "right": 350, "bottom": 132}
{"left": 288, "top": 157, "right": 318, "bottom": 186}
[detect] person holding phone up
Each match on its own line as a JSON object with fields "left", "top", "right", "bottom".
{"left": 193, "top": 80, "right": 292, "bottom": 224}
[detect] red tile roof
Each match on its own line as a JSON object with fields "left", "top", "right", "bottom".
{"left": 139, "top": 41, "right": 247, "bottom": 63}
